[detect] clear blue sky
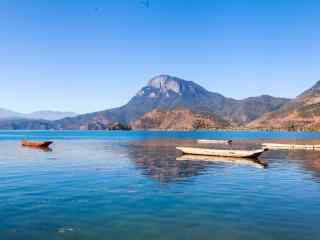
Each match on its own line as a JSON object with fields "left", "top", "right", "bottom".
{"left": 0, "top": 0, "right": 319, "bottom": 113}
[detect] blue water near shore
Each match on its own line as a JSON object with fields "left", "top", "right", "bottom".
{"left": 1, "top": 131, "right": 320, "bottom": 240}
{"left": 1, "top": 130, "right": 320, "bottom": 140}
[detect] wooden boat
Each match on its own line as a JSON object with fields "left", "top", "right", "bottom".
{"left": 176, "top": 147, "right": 267, "bottom": 159}
{"left": 197, "top": 139, "right": 232, "bottom": 144}
{"left": 176, "top": 155, "right": 268, "bottom": 168}
{"left": 262, "top": 143, "right": 320, "bottom": 150}
{"left": 21, "top": 140, "right": 53, "bottom": 148}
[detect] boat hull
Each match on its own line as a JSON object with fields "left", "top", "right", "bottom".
{"left": 197, "top": 139, "right": 232, "bottom": 144}
{"left": 176, "top": 147, "right": 267, "bottom": 159}
{"left": 21, "top": 141, "right": 53, "bottom": 148}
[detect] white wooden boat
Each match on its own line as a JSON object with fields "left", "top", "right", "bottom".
{"left": 262, "top": 143, "right": 320, "bottom": 150}
{"left": 176, "top": 147, "right": 267, "bottom": 159}
{"left": 197, "top": 139, "right": 232, "bottom": 144}
{"left": 176, "top": 155, "right": 268, "bottom": 168}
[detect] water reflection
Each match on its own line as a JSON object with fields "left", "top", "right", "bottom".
{"left": 265, "top": 149, "right": 320, "bottom": 182}
{"left": 124, "top": 139, "right": 320, "bottom": 183}
{"left": 124, "top": 140, "right": 269, "bottom": 183}
{"left": 177, "top": 155, "right": 268, "bottom": 168}
{"left": 125, "top": 140, "right": 211, "bottom": 183}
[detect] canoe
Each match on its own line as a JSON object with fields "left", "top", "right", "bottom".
{"left": 21, "top": 140, "right": 53, "bottom": 148}
{"left": 176, "top": 155, "right": 268, "bottom": 168}
{"left": 197, "top": 139, "right": 232, "bottom": 144}
{"left": 176, "top": 147, "right": 267, "bottom": 159}
{"left": 262, "top": 143, "right": 320, "bottom": 150}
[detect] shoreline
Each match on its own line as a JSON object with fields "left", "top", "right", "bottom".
{"left": 0, "top": 128, "right": 319, "bottom": 133}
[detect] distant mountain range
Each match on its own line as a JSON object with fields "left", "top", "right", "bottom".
{"left": 1, "top": 74, "right": 320, "bottom": 131}
{"left": 0, "top": 109, "right": 78, "bottom": 121}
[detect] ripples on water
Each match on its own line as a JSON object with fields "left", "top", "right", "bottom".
{"left": 0, "top": 131, "right": 320, "bottom": 240}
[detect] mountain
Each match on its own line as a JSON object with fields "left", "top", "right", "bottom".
{"left": 226, "top": 95, "right": 291, "bottom": 123}
{"left": 0, "top": 109, "right": 78, "bottom": 121}
{"left": 248, "top": 80, "right": 320, "bottom": 130}
{"left": 54, "top": 75, "right": 289, "bottom": 129}
{"left": 131, "top": 107, "right": 230, "bottom": 130}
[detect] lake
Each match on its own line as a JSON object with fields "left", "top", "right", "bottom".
{"left": 0, "top": 131, "right": 320, "bottom": 240}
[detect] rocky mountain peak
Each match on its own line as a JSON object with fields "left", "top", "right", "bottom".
{"left": 299, "top": 80, "right": 320, "bottom": 97}
{"left": 147, "top": 74, "right": 182, "bottom": 94}
{"left": 310, "top": 80, "right": 320, "bottom": 90}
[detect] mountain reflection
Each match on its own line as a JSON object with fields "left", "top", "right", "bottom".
{"left": 123, "top": 139, "right": 320, "bottom": 183}
{"left": 262, "top": 149, "right": 320, "bottom": 182}
{"left": 125, "top": 140, "right": 212, "bottom": 183}
{"left": 288, "top": 150, "right": 320, "bottom": 182}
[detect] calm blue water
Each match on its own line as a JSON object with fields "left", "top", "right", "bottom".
{"left": 1, "top": 130, "right": 320, "bottom": 140}
{"left": 0, "top": 131, "right": 320, "bottom": 240}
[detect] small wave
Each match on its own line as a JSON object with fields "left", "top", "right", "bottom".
{"left": 58, "top": 227, "right": 75, "bottom": 234}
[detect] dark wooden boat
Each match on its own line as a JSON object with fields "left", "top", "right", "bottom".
{"left": 21, "top": 140, "right": 53, "bottom": 148}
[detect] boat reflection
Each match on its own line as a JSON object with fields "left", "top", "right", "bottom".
{"left": 126, "top": 143, "right": 210, "bottom": 183}
{"left": 125, "top": 139, "right": 268, "bottom": 183}
{"left": 123, "top": 139, "right": 320, "bottom": 183}
{"left": 21, "top": 145, "right": 53, "bottom": 152}
{"left": 176, "top": 154, "right": 268, "bottom": 168}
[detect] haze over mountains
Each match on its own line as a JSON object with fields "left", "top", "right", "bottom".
{"left": 0, "top": 109, "right": 78, "bottom": 121}
{"left": 1, "top": 74, "right": 320, "bottom": 130}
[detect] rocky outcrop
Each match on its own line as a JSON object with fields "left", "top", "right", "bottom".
{"left": 132, "top": 108, "right": 230, "bottom": 130}
{"left": 108, "top": 122, "right": 131, "bottom": 131}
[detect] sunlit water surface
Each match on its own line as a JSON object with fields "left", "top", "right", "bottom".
{"left": 0, "top": 131, "right": 320, "bottom": 240}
